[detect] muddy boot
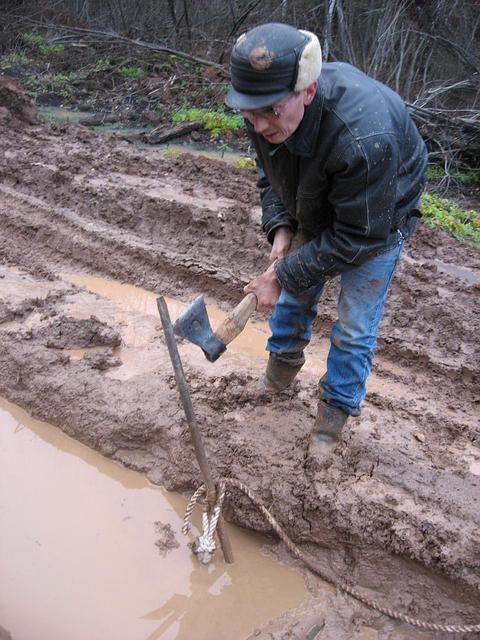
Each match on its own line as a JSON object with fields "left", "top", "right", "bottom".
{"left": 256, "top": 352, "right": 305, "bottom": 393}
{"left": 308, "top": 400, "right": 348, "bottom": 461}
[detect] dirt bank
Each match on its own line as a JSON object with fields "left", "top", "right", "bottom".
{"left": 0, "top": 75, "right": 37, "bottom": 128}
{"left": 0, "top": 106, "right": 479, "bottom": 638}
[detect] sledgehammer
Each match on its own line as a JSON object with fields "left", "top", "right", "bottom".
{"left": 173, "top": 293, "right": 257, "bottom": 362}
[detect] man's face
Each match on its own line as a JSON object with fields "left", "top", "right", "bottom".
{"left": 241, "top": 82, "right": 317, "bottom": 144}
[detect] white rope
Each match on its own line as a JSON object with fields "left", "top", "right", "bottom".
{"left": 182, "top": 479, "right": 480, "bottom": 633}
{"left": 182, "top": 483, "right": 225, "bottom": 564}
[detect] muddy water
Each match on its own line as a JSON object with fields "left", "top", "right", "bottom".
{"left": 434, "top": 259, "right": 480, "bottom": 285}
{"left": 37, "top": 106, "right": 88, "bottom": 124}
{"left": 61, "top": 273, "right": 274, "bottom": 370}
{"left": 61, "top": 274, "right": 411, "bottom": 403}
{"left": 0, "top": 398, "right": 307, "bottom": 640}
{"left": 38, "top": 106, "right": 246, "bottom": 165}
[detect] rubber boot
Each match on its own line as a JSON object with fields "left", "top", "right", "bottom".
{"left": 256, "top": 352, "right": 305, "bottom": 393}
{"left": 308, "top": 400, "right": 348, "bottom": 460}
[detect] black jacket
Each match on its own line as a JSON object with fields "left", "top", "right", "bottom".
{"left": 248, "top": 62, "right": 428, "bottom": 294}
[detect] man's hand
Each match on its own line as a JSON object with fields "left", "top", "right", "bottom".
{"left": 270, "top": 226, "right": 294, "bottom": 263}
{"left": 244, "top": 265, "right": 281, "bottom": 311}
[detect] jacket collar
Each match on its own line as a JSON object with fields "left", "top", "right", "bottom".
{"left": 283, "top": 81, "right": 324, "bottom": 157}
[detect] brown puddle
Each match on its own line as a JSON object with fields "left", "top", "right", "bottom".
{"left": 62, "top": 273, "right": 273, "bottom": 369}
{"left": 0, "top": 398, "right": 307, "bottom": 640}
{"left": 61, "top": 274, "right": 410, "bottom": 402}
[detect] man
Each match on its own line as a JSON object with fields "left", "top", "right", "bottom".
{"left": 225, "top": 23, "right": 427, "bottom": 458}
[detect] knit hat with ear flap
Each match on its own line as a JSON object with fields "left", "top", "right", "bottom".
{"left": 225, "top": 22, "right": 322, "bottom": 111}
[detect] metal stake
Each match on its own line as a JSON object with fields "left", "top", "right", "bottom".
{"left": 157, "top": 296, "right": 234, "bottom": 564}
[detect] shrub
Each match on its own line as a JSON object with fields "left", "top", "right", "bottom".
{"left": 39, "top": 43, "right": 65, "bottom": 55}
{"left": 95, "top": 59, "right": 113, "bottom": 72}
{"left": 421, "top": 192, "right": 480, "bottom": 248}
{"left": 23, "top": 32, "right": 64, "bottom": 55}
{"left": 119, "top": 66, "right": 145, "bottom": 80}
{"left": 172, "top": 106, "right": 243, "bottom": 138}
{"left": 22, "top": 32, "right": 45, "bottom": 45}
{"left": 234, "top": 156, "right": 256, "bottom": 170}
{"left": 0, "top": 52, "right": 30, "bottom": 70}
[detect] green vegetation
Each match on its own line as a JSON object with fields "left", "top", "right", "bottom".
{"left": 23, "top": 31, "right": 64, "bottom": 55}
{"left": 50, "top": 74, "right": 69, "bottom": 85}
{"left": 38, "top": 73, "right": 74, "bottom": 99}
{"left": 39, "top": 43, "right": 65, "bottom": 55}
{"left": 427, "top": 164, "right": 479, "bottom": 185}
{"left": 95, "top": 58, "right": 113, "bottom": 72}
{"left": 234, "top": 156, "right": 256, "bottom": 170}
{"left": 119, "top": 65, "right": 145, "bottom": 80}
{"left": 0, "top": 52, "right": 30, "bottom": 70}
{"left": 421, "top": 192, "right": 480, "bottom": 248}
{"left": 172, "top": 106, "right": 243, "bottom": 138}
{"left": 22, "top": 32, "right": 45, "bottom": 45}
{"left": 162, "top": 148, "right": 184, "bottom": 158}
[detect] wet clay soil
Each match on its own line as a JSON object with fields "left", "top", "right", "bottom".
{"left": 0, "top": 98, "right": 479, "bottom": 638}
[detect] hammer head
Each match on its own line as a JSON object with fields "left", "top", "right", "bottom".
{"left": 173, "top": 295, "right": 226, "bottom": 362}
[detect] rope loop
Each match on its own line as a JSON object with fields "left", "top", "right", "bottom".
{"left": 182, "top": 478, "right": 480, "bottom": 634}
{"left": 182, "top": 483, "right": 226, "bottom": 564}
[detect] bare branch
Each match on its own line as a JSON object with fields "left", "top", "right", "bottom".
{"left": 18, "top": 19, "right": 228, "bottom": 74}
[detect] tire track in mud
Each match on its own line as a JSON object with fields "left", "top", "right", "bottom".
{"left": 0, "top": 183, "right": 246, "bottom": 297}
{"left": 1, "top": 122, "right": 480, "bottom": 635}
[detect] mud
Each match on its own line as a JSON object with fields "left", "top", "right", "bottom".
{"left": 0, "top": 76, "right": 37, "bottom": 128}
{"left": 154, "top": 522, "right": 180, "bottom": 554}
{"left": 0, "top": 102, "right": 479, "bottom": 638}
{"left": 34, "top": 314, "right": 122, "bottom": 348}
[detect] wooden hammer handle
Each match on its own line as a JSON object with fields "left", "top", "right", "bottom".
{"left": 214, "top": 293, "right": 257, "bottom": 346}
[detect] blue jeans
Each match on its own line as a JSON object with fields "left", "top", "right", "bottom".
{"left": 267, "top": 235, "right": 404, "bottom": 415}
